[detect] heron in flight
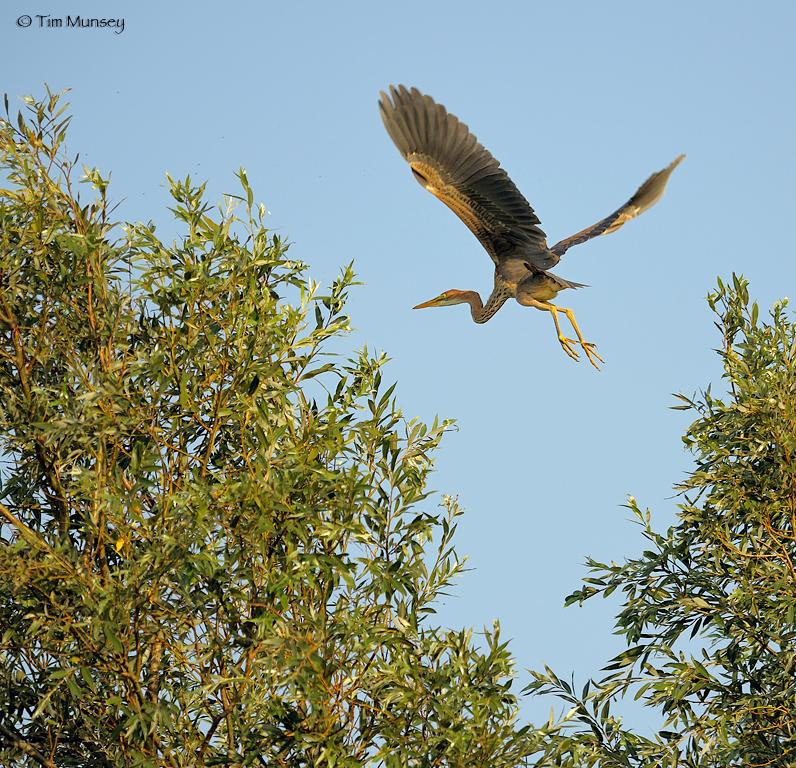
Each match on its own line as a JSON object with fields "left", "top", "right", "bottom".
{"left": 379, "top": 84, "right": 684, "bottom": 369}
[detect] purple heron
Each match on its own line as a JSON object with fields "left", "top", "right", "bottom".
{"left": 379, "top": 84, "right": 684, "bottom": 369}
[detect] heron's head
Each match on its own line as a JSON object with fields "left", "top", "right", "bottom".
{"left": 413, "top": 290, "right": 470, "bottom": 309}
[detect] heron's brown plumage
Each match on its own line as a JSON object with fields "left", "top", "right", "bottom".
{"left": 379, "top": 85, "right": 550, "bottom": 265}
{"left": 549, "top": 154, "right": 686, "bottom": 257}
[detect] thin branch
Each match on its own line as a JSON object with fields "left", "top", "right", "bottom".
{"left": 0, "top": 722, "right": 56, "bottom": 768}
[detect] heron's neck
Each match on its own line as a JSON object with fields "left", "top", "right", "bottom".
{"left": 457, "top": 287, "right": 509, "bottom": 324}
{"left": 450, "top": 291, "right": 483, "bottom": 323}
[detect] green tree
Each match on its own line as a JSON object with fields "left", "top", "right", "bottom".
{"left": 0, "top": 91, "right": 540, "bottom": 767}
{"left": 530, "top": 275, "right": 796, "bottom": 766}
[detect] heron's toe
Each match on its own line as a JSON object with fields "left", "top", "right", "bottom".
{"left": 582, "top": 342, "right": 605, "bottom": 369}
{"left": 557, "top": 335, "right": 580, "bottom": 362}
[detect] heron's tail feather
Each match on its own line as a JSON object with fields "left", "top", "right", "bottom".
{"left": 550, "top": 274, "right": 588, "bottom": 290}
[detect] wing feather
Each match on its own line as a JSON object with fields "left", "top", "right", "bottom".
{"left": 550, "top": 155, "right": 685, "bottom": 258}
{"left": 379, "top": 85, "right": 548, "bottom": 265}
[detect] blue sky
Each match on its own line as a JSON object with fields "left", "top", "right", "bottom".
{"left": 4, "top": 0, "right": 795, "bottom": 731}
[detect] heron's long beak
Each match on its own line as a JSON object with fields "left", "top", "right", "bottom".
{"left": 413, "top": 296, "right": 443, "bottom": 310}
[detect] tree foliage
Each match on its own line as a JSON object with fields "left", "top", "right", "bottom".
{"left": 0, "top": 91, "right": 539, "bottom": 767}
{"left": 530, "top": 275, "right": 796, "bottom": 767}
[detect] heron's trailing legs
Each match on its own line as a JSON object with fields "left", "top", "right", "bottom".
{"left": 539, "top": 302, "right": 605, "bottom": 370}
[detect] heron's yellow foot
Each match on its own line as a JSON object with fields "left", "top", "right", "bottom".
{"left": 580, "top": 341, "right": 604, "bottom": 370}
{"left": 557, "top": 335, "right": 580, "bottom": 362}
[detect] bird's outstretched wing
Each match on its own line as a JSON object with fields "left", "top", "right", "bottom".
{"left": 550, "top": 155, "right": 685, "bottom": 258}
{"left": 379, "top": 85, "right": 549, "bottom": 266}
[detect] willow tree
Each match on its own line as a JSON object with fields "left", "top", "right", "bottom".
{"left": 0, "top": 92, "right": 539, "bottom": 767}
{"left": 531, "top": 276, "right": 796, "bottom": 767}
